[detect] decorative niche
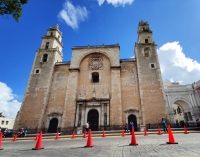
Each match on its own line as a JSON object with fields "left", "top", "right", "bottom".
{"left": 144, "top": 47, "right": 150, "bottom": 57}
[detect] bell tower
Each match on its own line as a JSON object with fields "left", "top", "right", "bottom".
{"left": 14, "top": 24, "right": 64, "bottom": 131}
{"left": 135, "top": 21, "right": 168, "bottom": 124}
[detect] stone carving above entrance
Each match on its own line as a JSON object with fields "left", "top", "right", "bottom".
{"left": 48, "top": 112, "right": 63, "bottom": 117}
{"left": 88, "top": 54, "right": 103, "bottom": 70}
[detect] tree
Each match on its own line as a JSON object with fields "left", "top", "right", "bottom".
{"left": 0, "top": 112, "right": 5, "bottom": 117}
{"left": 0, "top": 0, "right": 28, "bottom": 22}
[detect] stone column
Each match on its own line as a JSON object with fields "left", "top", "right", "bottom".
{"left": 81, "top": 104, "right": 85, "bottom": 126}
{"left": 107, "top": 103, "right": 109, "bottom": 125}
{"left": 192, "top": 93, "right": 197, "bottom": 107}
{"left": 110, "top": 68, "right": 122, "bottom": 128}
{"left": 75, "top": 104, "right": 79, "bottom": 127}
{"left": 61, "top": 70, "right": 79, "bottom": 128}
{"left": 101, "top": 103, "right": 104, "bottom": 126}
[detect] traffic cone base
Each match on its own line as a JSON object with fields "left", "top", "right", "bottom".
{"left": 32, "top": 147, "right": 44, "bottom": 150}
{"left": 166, "top": 142, "right": 178, "bottom": 144}
{"left": 129, "top": 143, "right": 138, "bottom": 146}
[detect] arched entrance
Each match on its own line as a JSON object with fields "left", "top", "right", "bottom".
{"left": 173, "top": 100, "right": 192, "bottom": 127}
{"left": 48, "top": 118, "right": 58, "bottom": 133}
{"left": 87, "top": 109, "right": 99, "bottom": 131}
{"left": 128, "top": 114, "right": 137, "bottom": 131}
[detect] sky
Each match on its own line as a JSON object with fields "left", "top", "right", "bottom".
{"left": 0, "top": 0, "right": 200, "bottom": 118}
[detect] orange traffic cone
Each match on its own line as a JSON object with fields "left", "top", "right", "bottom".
{"left": 102, "top": 130, "right": 106, "bottom": 137}
{"left": 13, "top": 134, "right": 17, "bottom": 142}
{"left": 167, "top": 125, "right": 178, "bottom": 144}
{"left": 34, "top": 133, "right": 39, "bottom": 141}
{"left": 32, "top": 131, "right": 44, "bottom": 150}
{"left": 158, "top": 126, "right": 162, "bottom": 135}
{"left": 85, "top": 129, "right": 93, "bottom": 147}
{"left": 0, "top": 133, "right": 4, "bottom": 150}
{"left": 184, "top": 126, "right": 189, "bottom": 134}
{"left": 83, "top": 130, "right": 86, "bottom": 138}
{"left": 71, "top": 131, "right": 75, "bottom": 139}
{"left": 129, "top": 127, "right": 138, "bottom": 146}
{"left": 55, "top": 132, "right": 59, "bottom": 140}
{"left": 122, "top": 129, "right": 125, "bottom": 137}
{"left": 144, "top": 127, "right": 148, "bottom": 136}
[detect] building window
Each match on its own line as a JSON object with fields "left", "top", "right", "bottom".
{"left": 42, "top": 54, "right": 48, "bottom": 62}
{"left": 145, "top": 39, "right": 148, "bottom": 43}
{"left": 144, "top": 47, "right": 150, "bottom": 57}
{"left": 35, "top": 69, "right": 40, "bottom": 74}
{"left": 45, "top": 42, "right": 50, "bottom": 49}
{"left": 50, "top": 32, "right": 53, "bottom": 36}
{"left": 1, "top": 121, "right": 4, "bottom": 125}
{"left": 150, "top": 63, "right": 156, "bottom": 69}
{"left": 92, "top": 72, "right": 99, "bottom": 83}
{"left": 6, "top": 121, "right": 8, "bottom": 125}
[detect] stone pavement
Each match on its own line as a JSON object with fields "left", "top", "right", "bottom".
{"left": 1, "top": 133, "right": 200, "bottom": 157}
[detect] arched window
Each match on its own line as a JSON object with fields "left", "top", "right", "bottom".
{"left": 45, "top": 42, "right": 50, "bottom": 49}
{"left": 42, "top": 54, "right": 48, "bottom": 62}
{"left": 92, "top": 72, "right": 99, "bottom": 83}
{"left": 145, "top": 39, "right": 148, "bottom": 43}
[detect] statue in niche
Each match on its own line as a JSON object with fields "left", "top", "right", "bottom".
{"left": 144, "top": 47, "right": 150, "bottom": 57}
{"left": 78, "top": 113, "right": 81, "bottom": 127}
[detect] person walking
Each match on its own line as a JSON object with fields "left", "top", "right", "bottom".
{"left": 124, "top": 123, "right": 128, "bottom": 133}
{"left": 161, "top": 118, "right": 168, "bottom": 133}
{"left": 85, "top": 122, "right": 89, "bottom": 134}
{"left": 129, "top": 121, "right": 134, "bottom": 134}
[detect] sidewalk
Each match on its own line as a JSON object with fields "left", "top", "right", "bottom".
{"left": 2, "top": 130, "right": 200, "bottom": 141}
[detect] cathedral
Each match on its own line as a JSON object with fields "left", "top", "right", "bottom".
{"left": 14, "top": 21, "right": 169, "bottom": 133}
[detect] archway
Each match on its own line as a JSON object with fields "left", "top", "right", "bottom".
{"left": 87, "top": 109, "right": 99, "bottom": 131}
{"left": 128, "top": 114, "right": 137, "bottom": 131}
{"left": 173, "top": 100, "right": 192, "bottom": 127}
{"left": 48, "top": 118, "right": 58, "bottom": 133}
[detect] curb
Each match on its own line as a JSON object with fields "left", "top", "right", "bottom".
{"left": 2, "top": 131, "right": 200, "bottom": 141}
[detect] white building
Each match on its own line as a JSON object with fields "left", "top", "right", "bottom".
{"left": 0, "top": 117, "right": 15, "bottom": 130}
{"left": 164, "top": 80, "right": 200, "bottom": 124}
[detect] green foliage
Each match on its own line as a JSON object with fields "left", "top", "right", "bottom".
{"left": 0, "top": 0, "right": 28, "bottom": 22}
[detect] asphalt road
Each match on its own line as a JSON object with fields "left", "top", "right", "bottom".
{"left": 1, "top": 133, "right": 200, "bottom": 157}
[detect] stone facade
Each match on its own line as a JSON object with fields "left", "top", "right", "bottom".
{"left": 14, "top": 22, "right": 169, "bottom": 133}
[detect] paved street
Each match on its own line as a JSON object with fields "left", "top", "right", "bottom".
{"left": 1, "top": 133, "right": 200, "bottom": 157}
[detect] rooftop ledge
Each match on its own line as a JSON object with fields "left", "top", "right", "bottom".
{"left": 72, "top": 44, "right": 120, "bottom": 50}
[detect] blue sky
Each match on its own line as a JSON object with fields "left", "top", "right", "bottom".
{"left": 0, "top": 0, "right": 200, "bottom": 118}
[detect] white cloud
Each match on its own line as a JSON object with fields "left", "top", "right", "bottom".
{"left": 58, "top": 1, "right": 88, "bottom": 30}
{"left": 97, "top": 0, "right": 134, "bottom": 6}
{"left": 0, "top": 82, "right": 21, "bottom": 118}
{"left": 158, "top": 42, "right": 200, "bottom": 84}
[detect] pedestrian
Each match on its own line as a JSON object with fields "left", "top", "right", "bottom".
{"left": 161, "top": 118, "right": 168, "bottom": 133}
{"left": 129, "top": 121, "right": 134, "bottom": 134}
{"left": 124, "top": 123, "right": 128, "bottom": 133}
{"left": 196, "top": 117, "right": 200, "bottom": 127}
{"left": 85, "top": 122, "right": 89, "bottom": 134}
